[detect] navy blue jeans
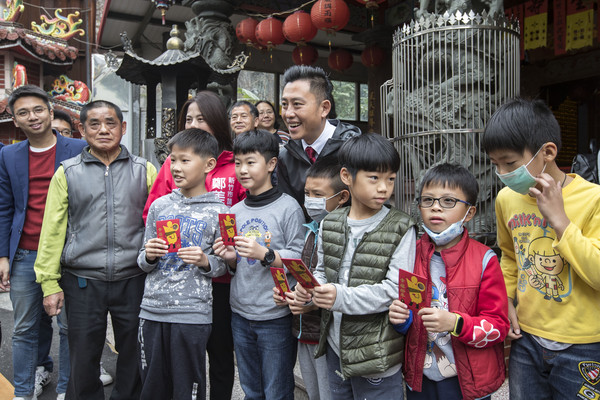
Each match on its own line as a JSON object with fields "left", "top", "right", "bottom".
{"left": 231, "top": 312, "right": 297, "bottom": 400}
{"left": 9, "top": 248, "right": 61, "bottom": 397}
{"left": 509, "top": 331, "right": 600, "bottom": 400}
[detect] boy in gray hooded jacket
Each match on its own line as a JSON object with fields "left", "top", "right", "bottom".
{"left": 137, "top": 129, "right": 228, "bottom": 400}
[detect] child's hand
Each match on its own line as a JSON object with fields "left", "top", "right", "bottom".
{"left": 287, "top": 290, "right": 318, "bottom": 314}
{"left": 313, "top": 284, "right": 337, "bottom": 309}
{"left": 293, "top": 283, "right": 313, "bottom": 304}
{"left": 233, "top": 236, "right": 265, "bottom": 260}
{"left": 418, "top": 307, "right": 456, "bottom": 333}
{"left": 213, "top": 237, "right": 237, "bottom": 262}
{"left": 389, "top": 299, "right": 410, "bottom": 325}
{"left": 145, "top": 238, "right": 168, "bottom": 261}
{"left": 272, "top": 287, "right": 288, "bottom": 306}
{"left": 530, "top": 172, "right": 570, "bottom": 239}
{"left": 178, "top": 246, "right": 209, "bottom": 269}
{"left": 507, "top": 300, "right": 522, "bottom": 340}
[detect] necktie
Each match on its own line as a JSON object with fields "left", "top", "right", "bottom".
{"left": 305, "top": 146, "right": 317, "bottom": 163}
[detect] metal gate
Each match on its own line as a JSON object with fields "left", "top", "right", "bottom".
{"left": 383, "top": 11, "right": 520, "bottom": 243}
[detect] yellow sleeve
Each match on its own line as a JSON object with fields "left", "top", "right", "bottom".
{"left": 34, "top": 166, "right": 69, "bottom": 297}
{"left": 554, "top": 216, "right": 600, "bottom": 291}
{"left": 146, "top": 161, "right": 157, "bottom": 193}
{"left": 495, "top": 192, "right": 518, "bottom": 299}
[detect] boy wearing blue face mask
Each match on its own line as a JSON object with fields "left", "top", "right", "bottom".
{"left": 390, "top": 163, "right": 509, "bottom": 400}
{"left": 483, "top": 98, "right": 600, "bottom": 399}
{"left": 273, "top": 156, "right": 349, "bottom": 400}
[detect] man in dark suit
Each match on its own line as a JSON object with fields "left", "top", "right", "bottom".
{"left": 0, "top": 85, "right": 86, "bottom": 400}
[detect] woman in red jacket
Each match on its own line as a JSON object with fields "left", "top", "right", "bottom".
{"left": 143, "top": 90, "right": 244, "bottom": 400}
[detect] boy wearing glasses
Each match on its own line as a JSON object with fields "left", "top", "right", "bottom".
{"left": 390, "top": 163, "right": 509, "bottom": 400}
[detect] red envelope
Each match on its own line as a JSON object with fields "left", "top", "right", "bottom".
{"left": 218, "top": 213, "right": 237, "bottom": 246}
{"left": 281, "top": 258, "right": 320, "bottom": 289}
{"left": 398, "top": 269, "right": 429, "bottom": 313}
{"left": 156, "top": 219, "right": 181, "bottom": 253}
{"left": 270, "top": 267, "right": 291, "bottom": 297}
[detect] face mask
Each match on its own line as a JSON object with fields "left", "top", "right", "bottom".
{"left": 496, "top": 147, "right": 545, "bottom": 195}
{"left": 305, "top": 192, "right": 342, "bottom": 223}
{"left": 422, "top": 208, "right": 471, "bottom": 246}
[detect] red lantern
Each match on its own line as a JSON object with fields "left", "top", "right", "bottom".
{"left": 355, "top": 0, "right": 386, "bottom": 8}
{"left": 328, "top": 48, "right": 353, "bottom": 71}
{"left": 283, "top": 11, "right": 317, "bottom": 44}
{"left": 236, "top": 18, "right": 259, "bottom": 46}
{"left": 311, "top": 0, "right": 350, "bottom": 33}
{"left": 292, "top": 45, "right": 318, "bottom": 65}
{"left": 255, "top": 17, "right": 285, "bottom": 49}
{"left": 361, "top": 45, "right": 385, "bottom": 67}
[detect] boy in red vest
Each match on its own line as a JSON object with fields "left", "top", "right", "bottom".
{"left": 390, "top": 163, "right": 509, "bottom": 400}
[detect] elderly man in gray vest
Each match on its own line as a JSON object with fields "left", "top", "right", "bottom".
{"left": 34, "top": 100, "right": 157, "bottom": 400}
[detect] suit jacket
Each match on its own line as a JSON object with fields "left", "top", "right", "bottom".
{"left": 0, "top": 132, "right": 86, "bottom": 271}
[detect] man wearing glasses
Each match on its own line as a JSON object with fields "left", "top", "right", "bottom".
{"left": 0, "top": 85, "right": 86, "bottom": 400}
{"left": 52, "top": 109, "right": 75, "bottom": 138}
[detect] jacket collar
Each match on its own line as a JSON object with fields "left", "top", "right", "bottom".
{"left": 419, "top": 229, "right": 470, "bottom": 269}
{"left": 81, "top": 145, "right": 129, "bottom": 164}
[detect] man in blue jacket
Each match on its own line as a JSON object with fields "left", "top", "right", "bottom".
{"left": 0, "top": 85, "right": 86, "bottom": 400}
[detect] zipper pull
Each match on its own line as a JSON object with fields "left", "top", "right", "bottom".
{"left": 105, "top": 165, "right": 109, "bottom": 176}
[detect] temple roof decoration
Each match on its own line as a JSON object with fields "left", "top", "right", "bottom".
{"left": 31, "top": 9, "right": 85, "bottom": 40}
{"left": 0, "top": 21, "right": 78, "bottom": 65}
{"left": 48, "top": 75, "right": 91, "bottom": 105}
{"left": 1, "top": 0, "right": 23, "bottom": 23}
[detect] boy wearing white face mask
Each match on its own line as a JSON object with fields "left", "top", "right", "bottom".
{"left": 274, "top": 157, "right": 349, "bottom": 400}
{"left": 483, "top": 98, "right": 600, "bottom": 400}
{"left": 390, "top": 163, "right": 509, "bottom": 400}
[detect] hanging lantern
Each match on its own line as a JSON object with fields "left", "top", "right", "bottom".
{"left": 283, "top": 11, "right": 317, "bottom": 45}
{"left": 311, "top": 0, "right": 350, "bottom": 33}
{"left": 151, "top": 0, "right": 174, "bottom": 25}
{"left": 355, "top": 0, "right": 386, "bottom": 8}
{"left": 255, "top": 17, "right": 286, "bottom": 49}
{"left": 236, "top": 18, "right": 259, "bottom": 47}
{"left": 328, "top": 48, "right": 353, "bottom": 71}
{"left": 361, "top": 45, "right": 385, "bottom": 67}
{"left": 292, "top": 45, "right": 318, "bottom": 65}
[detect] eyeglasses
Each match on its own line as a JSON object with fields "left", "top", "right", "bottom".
{"left": 14, "top": 106, "right": 49, "bottom": 119}
{"left": 57, "top": 129, "right": 72, "bottom": 137}
{"left": 417, "top": 196, "right": 471, "bottom": 208}
{"left": 259, "top": 110, "right": 274, "bottom": 116}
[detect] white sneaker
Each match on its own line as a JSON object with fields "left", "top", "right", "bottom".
{"left": 56, "top": 393, "right": 66, "bottom": 400}
{"left": 34, "top": 366, "right": 51, "bottom": 396}
{"left": 13, "top": 395, "right": 37, "bottom": 400}
{"left": 99, "top": 363, "right": 113, "bottom": 386}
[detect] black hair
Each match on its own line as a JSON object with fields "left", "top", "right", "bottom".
{"left": 338, "top": 133, "right": 399, "bottom": 177}
{"left": 167, "top": 129, "right": 219, "bottom": 159}
{"left": 482, "top": 98, "right": 561, "bottom": 154}
{"left": 255, "top": 100, "right": 281, "bottom": 130}
{"left": 233, "top": 129, "right": 279, "bottom": 162}
{"left": 52, "top": 109, "right": 74, "bottom": 131}
{"left": 80, "top": 100, "right": 123, "bottom": 125}
{"left": 418, "top": 163, "right": 479, "bottom": 205}
{"left": 282, "top": 65, "right": 333, "bottom": 106}
{"left": 8, "top": 85, "right": 51, "bottom": 114}
{"left": 177, "top": 91, "right": 232, "bottom": 153}
{"left": 306, "top": 156, "right": 347, "bottom": 194}
{"left": 229, "top": 100, "right": 258, "bottom": 118}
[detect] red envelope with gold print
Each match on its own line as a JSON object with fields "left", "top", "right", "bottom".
{"left": 218, "top": 213, "right": 237, "bottom": 246}
{"left": 281, "top": 258, "right": 320, "bottom": 289}
{"left": 270, "top": 267, "right": 291, "bottom": 296}
{"left": 398, "top": 269, "right": 429, "bottom": 313}
{"left": 156, "top": 219, "right": 181, "bottom": 253}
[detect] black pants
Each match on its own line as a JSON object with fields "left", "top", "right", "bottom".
{"left": 206, "top": 282, "right": 234, "bottom": 400}
{"left": 138, "top": 319, "right": 211, "bottom": 400}
{"left": 62, "top": 272, "right": 144, "bottom": 400}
